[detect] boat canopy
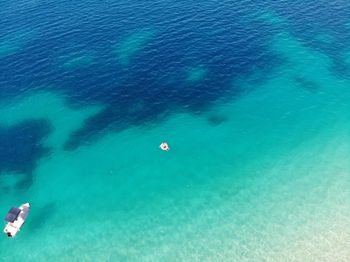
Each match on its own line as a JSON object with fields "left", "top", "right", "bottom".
{"left": 4, "top": 207, "right": 21, "bottom": 223}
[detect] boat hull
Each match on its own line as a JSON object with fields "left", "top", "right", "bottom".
{"left": 3, "top": 203, "right": 30, "bottom": 237}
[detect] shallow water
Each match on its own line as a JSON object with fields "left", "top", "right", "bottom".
{"left": 0, "top": 0, "right": 350, "bottom": 261}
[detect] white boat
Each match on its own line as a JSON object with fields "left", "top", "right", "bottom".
{"left": 3, "top": 203, "right": 30, "bottom": 237}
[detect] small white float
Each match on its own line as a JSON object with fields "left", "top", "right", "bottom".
{"left": 3, "top": 203, "right": 30, "bottom": 237}
{"left": 159, "top": 142, "right": 170, "bottom": 151}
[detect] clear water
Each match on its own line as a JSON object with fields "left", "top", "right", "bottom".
{"left": 0, "top": 0, "right": 350, "bottom": 261}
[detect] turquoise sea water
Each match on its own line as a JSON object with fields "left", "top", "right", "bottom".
{"left": 1, "top": 1, "right": 350, "bottom": 261}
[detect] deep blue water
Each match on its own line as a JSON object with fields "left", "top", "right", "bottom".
{"left": 0, "top": 0, "right": 350, "bottom": 195}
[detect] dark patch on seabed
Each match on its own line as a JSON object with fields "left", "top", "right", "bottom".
{"left": 26, "top": 202, "right": 56, "bottom": 231}
{"left": 0, "top": 119, "right": 51, "bottom": 189}
{"left": 0, "top": 0, "right": 280, "bottom": 151}
{"left": 293, "top": 76, "right": 319, "bottom": 92}
{"left": 0, "top": 0, "right": 350, "bottom": 150}
{"left": 207, "top": 115, "right": 229, "bottom": 126}
{"left": 58, "top": 10, "right": 278, "bottom": 149}
{"left": 268, "top": 1, "right": 350, "bottom": 76}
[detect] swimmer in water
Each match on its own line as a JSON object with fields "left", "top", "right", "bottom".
{"left": 160, "top": 142, "right": 170, "bottom": 151}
